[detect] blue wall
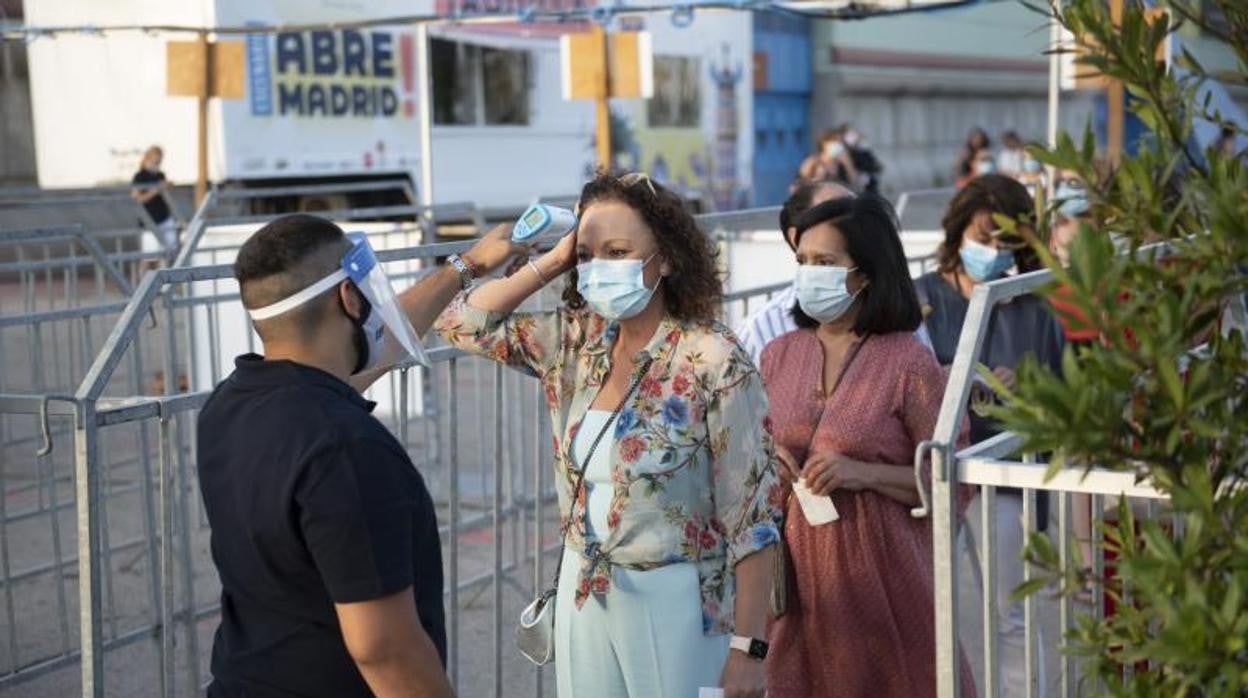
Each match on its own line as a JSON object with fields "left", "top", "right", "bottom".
{"left": 752, "top": 11, "right": 812, "bottom": 206}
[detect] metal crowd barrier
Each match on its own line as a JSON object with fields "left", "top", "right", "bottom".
{"left": 0, "top": 207, "right": 794, "bottom": 697}
{"left": 172, "top": 179, "right": 494, "bottom": 269}
{"left": 0, "top": 186, "right": 179, "bottom": 232}
{"left": 894, "top": 186, "right": 958, "bottom": 233}
{"left": 914, "top": 253, "right": 1229, "bottom": 698}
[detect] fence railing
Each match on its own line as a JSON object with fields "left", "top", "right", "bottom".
{"left": 914, "top": 253, "right": 1246, "bottom": 698}
{"left": 0, "top": 187, "right": 953, "bottom": 697}
{"left": 0, "top": 204, "right": 798, "bottom": 698}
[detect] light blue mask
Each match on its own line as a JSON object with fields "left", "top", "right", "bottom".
{"left": 1054, "top": 181, "right": 1090, "bottom": 218}
{"left": 576, "top": 255, "right": 658, "bottom": 321}
{"left": 795, "top": 265, "right": 859, "bottom": 324}
{"left": 975, "top": 159, "right": 997, "bottom": 176}
{"left": 1023, "top": 157, "right": 1043, "bottom": 174}
{"left": 960, "top": 240, "right": 1014, "bottom": 282}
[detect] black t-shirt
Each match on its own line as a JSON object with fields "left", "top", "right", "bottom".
{"left": 198, "top": 355, "right": 446, "bottom": 698}
{"left": 131, "top": 169, "right": 172, "bottom": 224}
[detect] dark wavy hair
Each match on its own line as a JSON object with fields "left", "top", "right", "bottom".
{"left": 563, "top": 172, "right": 723, "bottom": 323}
{"left": 790, "top": 194, "right": 922, "bottom": 335}
{"left": 938, "top": 173, "right": 1039, "bottom": 274}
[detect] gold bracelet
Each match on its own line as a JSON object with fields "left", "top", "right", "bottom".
{"left": 527, "top": 259, "right": 548, "bottom": 285}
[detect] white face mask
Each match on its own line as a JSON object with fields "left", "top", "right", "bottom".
{"left": 824, "top": 141, "right": 846, "bottom": 159}
{"left": 795, "top": 264, "right": 859, "bottom": 324}
{"left": 576, "top": 255, "right": 658, "bottom": 321}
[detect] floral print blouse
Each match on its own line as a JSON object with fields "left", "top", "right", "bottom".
{"left": 435, "top": 292, "right": 783, "bottom": 635}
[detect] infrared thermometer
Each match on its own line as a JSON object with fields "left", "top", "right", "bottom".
{"left": 512, "top": 204, "right": 577, "bottom": 246}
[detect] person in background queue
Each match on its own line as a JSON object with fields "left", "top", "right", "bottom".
{"left": 436, "top": 172, "right": 781, "bottom": 698}
{"left": 799, "top": 129, "right": 858, "bottom": 188}
{"left": 131, "top": 146, "right": 177, "bottom": 253}
{"left": 914, "top": 174, "right": 1064, "bottom": 698}
{"left": 736, "top": 181, "right": 933, "bottom": 366}
{"left": 761, "top": 195, "right": 976, "bottom": 697}
{"left": 842, "top": 124, "right": 884, "bottom": 194}
{"left": 996, "top": 130, "right": 1026, "bottom": 179}
{"left": 198, "top": 214, "right": 521, "bottom": 698}
{"left": 953, "top": 126, "right": 992, "bottom": 186}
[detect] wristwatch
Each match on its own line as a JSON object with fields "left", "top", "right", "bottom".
{"left": 730, "top": 635, "right": 769, "bottom": 661}
{"left": 447, "top": 254, "right": 476, "bottom": 291}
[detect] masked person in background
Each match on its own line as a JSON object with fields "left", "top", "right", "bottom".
{"left": 198, "top": 214, "right": 520, "bottom": 698}
{"left": 996, "top": 131, "right": 1026, "bottom": 178}
{"left": 953, "top": 127, "right": 992, "bottom": 187}
{"left": 436, "top": 172, "right": 781, "bottom": 698}
{"left": 842, "top": 125, "right": 884, "bottom": 194}
{"left": 914, "top": 175, "right": 1064, "bottom": 698}
{"left": 799, "top": 129, "right": 858, "bottom": 188}
{"left": 736, "top": 181, "right": 933, "bottom": 367}
{"left": 761, "top": 195, "right": 975, "bottom": 697}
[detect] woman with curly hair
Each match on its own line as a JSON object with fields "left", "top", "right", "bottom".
{"left": 436, "top": 172, "right": 782, "bottom": 697}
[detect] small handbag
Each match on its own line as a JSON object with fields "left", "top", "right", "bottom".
{"left": 516, "top": 358, "right": 652, "bottom": 666}
{"left": 767, "top": 336, "right": 869, "bottom": 619}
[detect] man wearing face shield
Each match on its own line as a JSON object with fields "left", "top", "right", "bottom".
{"left": 197, "top": 214, "right": 520, "bottom": 698}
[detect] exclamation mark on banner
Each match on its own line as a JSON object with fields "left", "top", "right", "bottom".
{"left": 400, "top": 33, "right": 416, "bottom": 118}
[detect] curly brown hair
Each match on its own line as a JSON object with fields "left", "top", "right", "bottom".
{"left": 563, "top": 172, "right": 723, "bottom": 323}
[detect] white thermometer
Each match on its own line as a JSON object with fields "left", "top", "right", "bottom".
{"left": 512, "top": 204, "right": 577, "bottom": 246}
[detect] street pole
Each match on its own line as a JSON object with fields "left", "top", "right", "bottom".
{"left": 1107, "top": 0, "right": 1125, "bottom": 164}
{"left": 195, "top": 30, "right": 210, "bottom": 206}
{"left": 594, "top": 24, "right": 612, "bottom": 171}
{"left": 416, "top": 23, "right": 436, "bottom": 227}
{"left": 1047, "top": 8, "right": 1062, "bottom": 199}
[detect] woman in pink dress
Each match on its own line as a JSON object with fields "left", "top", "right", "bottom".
{"left": 761, "top": 195, "right": 975, "bottom": 697}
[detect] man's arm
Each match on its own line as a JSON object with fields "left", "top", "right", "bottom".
{"left": 336, "top": 588, "right": 454, "bottom": 698}
{"left": 349, "top": 224, "right": 524, "bottom": 392}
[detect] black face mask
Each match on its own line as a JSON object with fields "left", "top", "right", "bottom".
{"left": 338, "top": 284, "right": 373, "bottom": 376}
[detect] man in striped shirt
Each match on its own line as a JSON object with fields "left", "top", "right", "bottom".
{"left": 736, "top": 181, "right": 931, "bottom": 364}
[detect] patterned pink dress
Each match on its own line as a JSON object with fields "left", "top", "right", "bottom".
{"left": 761, "top": 330, "right": 975, "bottom": 698}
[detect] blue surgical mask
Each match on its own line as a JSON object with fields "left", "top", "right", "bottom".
{"left": 1023, "top": 157, "right": 1043, "bottom": 174}
{"left": 1054, "top": 181, "right": 1090, "bottom": 218}
{"left": 795, "top": 265, "right": 859, "bottom": 323}
{"left": 975, "top": 159, "right": 997, "bottom": 176}
{"left": 960, "top": 240, "right": 1014, "bottom": 282}
{"left": 576, "top": 255, "right": 658, "bottom": 321}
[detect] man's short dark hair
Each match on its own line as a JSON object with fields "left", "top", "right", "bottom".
{"left": 235, "top": 214, "right": 351, "bottom": 339}
{"left": 780, "top": 181, "right": 852, "bottom": 250}
{"left": 790, "top": 195, "right": 922, "bottom": 336}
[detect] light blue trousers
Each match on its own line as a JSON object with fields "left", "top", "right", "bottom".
{"left": 553, "top": 549, "right": 729, "bottom": 698}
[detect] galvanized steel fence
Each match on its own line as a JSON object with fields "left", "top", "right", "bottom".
{"left": 916, "top": 258, "right": 1247, "bottom": 698}
{"left": 0, "top": 203, "right": 800, "bottom": 698}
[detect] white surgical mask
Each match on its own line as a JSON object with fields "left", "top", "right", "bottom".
{"left": 576, "top": 255, "right": 658, "bottom": 321}
{"left": 795, "top": 264, "right": 860, "bottom": 324}
{"left": 824, "top": 142, "right": 846, "bottom": 159}
{"left": 959, "top": 239, "right": 1014, "bottom": 282}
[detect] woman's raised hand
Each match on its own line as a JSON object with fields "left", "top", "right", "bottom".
{"left": 541, "top": 227, "right": 579, "bottom": 278}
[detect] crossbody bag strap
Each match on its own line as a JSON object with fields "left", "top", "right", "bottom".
{"left": 547, "top": 356, "right": 654, "bottom": 590}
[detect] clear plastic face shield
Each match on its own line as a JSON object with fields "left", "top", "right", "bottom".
{"left": 247, "top": 233, "right": 430, "bottom": 374}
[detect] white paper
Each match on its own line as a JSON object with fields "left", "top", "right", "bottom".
{"left": 699, "top": 689, "right": 725, "bottom": 698}
{"left": 794, "top": 478, "right": 839, "bottom": 525}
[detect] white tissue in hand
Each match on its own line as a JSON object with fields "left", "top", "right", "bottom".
{"left": 794, "top": 478, "right": 839, "bottom": 525}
